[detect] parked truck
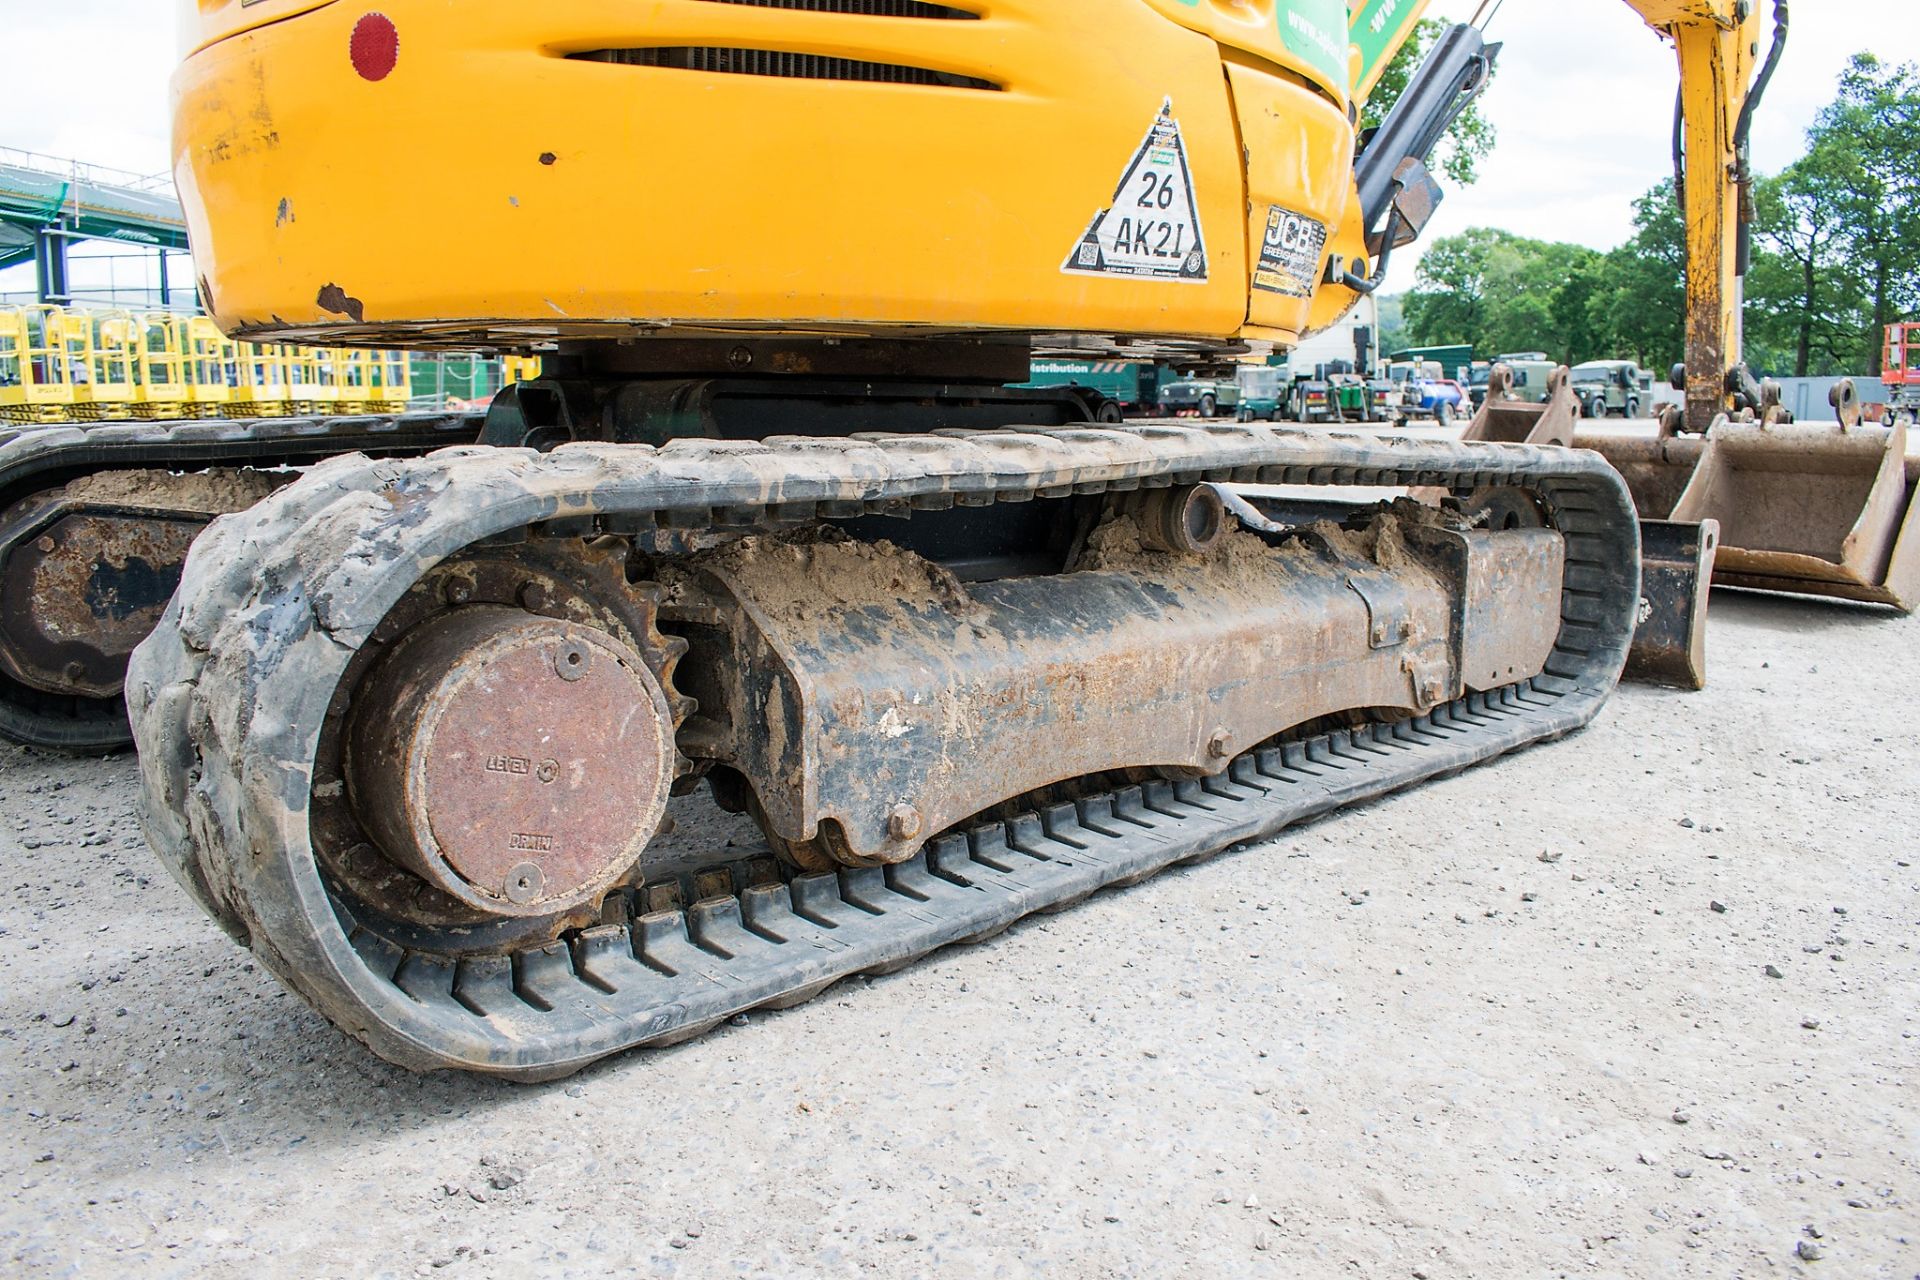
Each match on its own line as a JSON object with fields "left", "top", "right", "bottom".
{"left": 1383, "top": 359, "right": 1467, "bottom": 425}
{"left": 1158, "top": 371, "right": 1241, "bottom": 418}
{"left": 1016, "top": 359, "right": 1162, "bottom": 418}
{"left": 1272, "top": 360, "right": 1383, "bottom": 425}
{"left": 1571, "top": 360, "right": 1654, "bottom": 419}
{"left": 1235, "top": 366, "right": 1285, "bottom": 421}
{"left": 1469, "top": 354, "right": 1558, "bottom": 410}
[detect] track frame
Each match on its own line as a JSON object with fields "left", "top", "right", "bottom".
{"left": 129, "top": 423, "right": 1640, "bottom": 1077}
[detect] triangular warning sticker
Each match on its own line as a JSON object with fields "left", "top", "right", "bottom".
{"left": 1062, "top": 99, "right": 1209, "bottom": 284}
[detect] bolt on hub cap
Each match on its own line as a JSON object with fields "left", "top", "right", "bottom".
{"left": 345, "top": 608, "right": 674, "bottom": 917}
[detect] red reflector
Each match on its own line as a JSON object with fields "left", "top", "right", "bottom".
{"left": 350, "top": 13, "right": 399, "bottom": 82}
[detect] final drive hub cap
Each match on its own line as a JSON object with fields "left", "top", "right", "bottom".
{"left": 345, "top": 607, "right": 674, "bottom": 917}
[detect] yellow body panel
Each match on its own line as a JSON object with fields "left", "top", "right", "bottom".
{"left": 173, "top": 0, "right": 1362, "bottom": 349}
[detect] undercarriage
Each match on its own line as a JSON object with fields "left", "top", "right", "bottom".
{"left": 127, "top": 379, "right": 1639, "bottom": 1077}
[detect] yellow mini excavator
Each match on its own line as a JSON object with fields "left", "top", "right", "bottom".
{"left": 122, "top": 0, "right": 1808, "bottom": 1077}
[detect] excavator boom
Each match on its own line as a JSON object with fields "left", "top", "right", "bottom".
{"left": 1633, "top": 0, "right": 1769, "bottom": 432}
{"left": 1358, "top": 0, "right": 1769, "bottom": 427}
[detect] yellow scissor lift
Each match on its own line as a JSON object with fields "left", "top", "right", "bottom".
{"left": 74, "top": 311, "right": 141, "bottom": 421}
{"left": 185, "top": 316, "right": 237, "bottom": 418}
{"left": 329, "top": 347, "right": 413, "bottom": 414}
{"left": 228, "top": 341, "right": 295, "bottom": 418}
{"left": 367, "top": 350, "right": 411, "bottom": 413}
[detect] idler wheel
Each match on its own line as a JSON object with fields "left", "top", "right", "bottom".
{"left": 345, "top": 607, "right": 674, "bottom": 917}
{"left": 1136, "top": 484, "right": 1228, "bottom": 555}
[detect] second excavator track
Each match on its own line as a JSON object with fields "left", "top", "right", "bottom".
{"left": 0, "top": 411, "right": 483, "bottom": 750}
{"left": 129, "top": 423, "right": 1640, "bottom": 1078}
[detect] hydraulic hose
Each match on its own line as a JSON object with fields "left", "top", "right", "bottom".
{"left": 1735, "top": 2, "right": 1789, "bottom": 274}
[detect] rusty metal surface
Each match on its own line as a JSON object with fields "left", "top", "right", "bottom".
{"left": 0, "top": 512, "right": 202, "bottom": 698}
{"left": 125, "top": 424, "right": 1641, "bottom": 1076}
{"left": 0, "top": 470, "right": 285, "bottom": 699}
{"left": 344, "top": 608, "right": 675, "bottom": 917}
{"left": 1442, "top": 528, "right": 1567, "bottom": 693}
{"left": 1127, "top": 485, "right": 1228, "bottom": 555}
{"left": 1581, "top": 419, "right": 1920, "bottom": 613}
{"left": 1885, "top": 455, "right": 1920, "bottom": 612}
{"left": 1462, "top": 364, "right": 1580, "bottom": 448}
{"left": 1623, "top": 519, "right": 1718, "bottom": 690}
{"left": 0, "top": 411, "right": 486, "bottom": 751}
{"left": 671, "top": 507, "right": 1565, "bottom": 866}
{"left": 307, "top": 541, "right": 695, "bottom": 945}
{"left": 1672, "top": 420, "right": 1911, "bottom": 591}
{"left": 1571, "top": 430, "right": 1706, "bottom": 521}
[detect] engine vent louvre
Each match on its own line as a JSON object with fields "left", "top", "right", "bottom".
{"left": 573, "top": 46, "right": 997, "bottom": 90}
{"left": 691, "top": 0, "right": 977, "bottom": 16}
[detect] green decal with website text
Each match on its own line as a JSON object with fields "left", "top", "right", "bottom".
{"left": 1276, "top": 0, "right": 1350, "bottom": 93}
{"left": 1349, "top": 0, "right": 1428, "bottom": 97}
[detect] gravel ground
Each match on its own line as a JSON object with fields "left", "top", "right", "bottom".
{"left": 1, "top": 589, "right": 1915, "bottom": 1279}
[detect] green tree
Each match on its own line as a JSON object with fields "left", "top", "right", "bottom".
{"left": 1361, "top": 17, "right": 1497, "bottom": 186}
{"left": 1393, "top": 54, "right": 1919, "bottom": 378}
{"left": 1403, "top": 228, "right": 1499, "bottom": 346}
{"left": 1403, "top": 228, "right": 1604, "bottom": 363}
{"left": 1746, "top": 163, "right": 1861, "bottom": 377}
{"left": 1805, "top": 53, "right": 1920, "bottom": 373}
{"left": 1375, "top": 293, "right": 1409, "bottom": 357}
{"left": 1588, "top": 182, "right": 1687, "bottom": 370}
{"left": 1549, "top": 256, "right": 1606, "bottom": 367}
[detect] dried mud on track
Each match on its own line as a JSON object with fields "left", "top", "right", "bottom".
{"left": 1, "top": 592, "right": 1916, "bottom": 1279}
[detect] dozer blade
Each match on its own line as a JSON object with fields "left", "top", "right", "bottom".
{"left": 1670, "top": 419, "right": 1920, "bottom": 610}
{"left": 128, "top": 424, "right": 1640, "bottom": 1078}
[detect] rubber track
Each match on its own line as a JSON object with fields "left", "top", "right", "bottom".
{"left": 128, "top": 424, "right": 1640, "bottom": 1078}
{"left": 0, "top": 411, "right": 482, "bottom": 750}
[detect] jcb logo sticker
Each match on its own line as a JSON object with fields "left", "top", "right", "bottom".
{"left": 1252, "top": 206, "right": 1329, "bottom": 299}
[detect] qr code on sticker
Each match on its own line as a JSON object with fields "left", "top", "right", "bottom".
{"left": 1078, "top": 244, "right": 1099, "bottom": 267}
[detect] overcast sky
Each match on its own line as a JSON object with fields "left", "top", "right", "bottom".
{"left": 1406, "top": 1, "right": 1917, "bottom": 282}
{"left": 4, "top": 1, "right": 1915, "bottom": 294}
